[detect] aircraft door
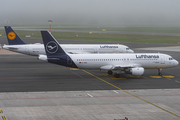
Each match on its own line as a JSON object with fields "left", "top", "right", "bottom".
{"left": 160, "top": 55, "right": 165, "bottom": 64}
{"left": 122, "top": 47, "right": 125, "bottom": 53}
{"left": 118, "top": 47, "right": 123, "bottom": 53}
{"left": 94, "top": 47, "right": 98, "bottom": 53}
{"left": 113, "top": 47, "right": 118, "bottom": 53}
{"left": 25, "top": 46, "right": 29, "bottom": 54}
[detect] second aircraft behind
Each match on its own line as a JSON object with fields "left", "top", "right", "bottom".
{"left": 3, "top": 26, "right": 134, "bottom": 56}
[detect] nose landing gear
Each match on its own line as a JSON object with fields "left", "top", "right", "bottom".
{"left": 158, "top": 69, "right": 162, "bottom": 76}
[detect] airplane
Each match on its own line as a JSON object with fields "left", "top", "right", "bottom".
{"left": 2, "top": 26, "right": 134, "bottom": 56}
{"left": 39, "top": 31, "right": 179, "bottom": 78}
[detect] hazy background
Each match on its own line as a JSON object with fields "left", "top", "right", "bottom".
{"left": 1, "top": 0, "right": 180, "bottom": 26}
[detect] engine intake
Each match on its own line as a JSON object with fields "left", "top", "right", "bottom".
{"left": 125, "top": 67, "right": 144, "bottom": 76}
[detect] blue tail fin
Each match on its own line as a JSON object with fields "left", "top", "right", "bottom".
{"left": 4, "top": 26, "right": 26, "bottom": 45}
{"left": 40, "top": 31, "right": 77, "bottom": 68}
{"left": 41, "top": 31, "right": 66, "bottom": 56}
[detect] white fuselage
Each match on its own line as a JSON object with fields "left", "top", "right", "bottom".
{"left": 3, "top": 44, "right": 134, "bottom": 56}
{"left": 68, "top": 53, "right": 178, "bottom": 69}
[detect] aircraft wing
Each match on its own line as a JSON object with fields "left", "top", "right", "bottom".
{"left": 100, "top": 64, "right": 141, "bottom": 70}
{"left": 67, "top": 52, "right": 91, "bottom": 54}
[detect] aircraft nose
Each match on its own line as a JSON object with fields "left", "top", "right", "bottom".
{"left": 174, "top": 60, "right": 179, "bottom": 66}
{"left": 129, "top": 49, "right": 134, "bottom": 53}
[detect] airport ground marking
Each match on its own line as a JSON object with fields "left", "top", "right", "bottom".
{"left": 163, "top": 75, "right": 174, "bottom": 80}
{"left": 113, "top": 90, "right": 119, "bottom": 94}
{"left": 87, "top": 93, "right": 93, "bottom": 98}
{"left": 101, "top": 73, "right": 150, "bottom": 79}
{"left": 142, "top": 76, "right": 148, "bottom": 79}
{"left": 175, "top": 80, "right": 180, "bottom": 83}
{"left": 70, "top": 68, "right": 79, "bottom": 70}
{"left": 99, "top": 73, "right": 127, "bottom": 80}
{"left": 0, "top": 110, "right": 2, "bottom": 113}
{"left": 2, "top": 116, "right": 6, "bottom": 120}
{"left": 163, "top": 75, "right": 174, "bottom": 78}
{"left": 82, "top": 70, "right": 180, "bottom": 118}
{"left": 150, "top": 76, "right": 162, "bottom": 78}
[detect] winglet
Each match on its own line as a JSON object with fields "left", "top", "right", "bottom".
{"left": 4, "top": 26, "right": 26, "bottom": 45}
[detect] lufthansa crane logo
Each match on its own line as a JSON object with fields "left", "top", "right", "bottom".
{"left": 46, "top": 41, "right": 58, "bottom": 54}
{"left": 8, "top": 32, "right": 16, "bottom": 40}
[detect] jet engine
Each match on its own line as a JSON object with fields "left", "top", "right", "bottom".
{"left": 38, "top": 55, "right": 47, "bottom": 61}
{"left": 125, "top": 67, "right": 144, "bottom": 76}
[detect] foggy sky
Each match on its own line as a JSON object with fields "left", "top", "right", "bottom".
{"left": 1, "top": 0, "right": 180, "bottom": 26}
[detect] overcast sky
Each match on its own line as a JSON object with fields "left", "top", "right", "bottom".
{"left": 1, "top": 0, "right": 180, "bottom": 26}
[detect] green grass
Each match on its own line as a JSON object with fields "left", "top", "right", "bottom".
{"left": 50, "top": 31, "right": 180, "bottom": 44}
{"left": 0, "top": 29, "right": 180, "bottom": 44}
{"left": 52, "top": 27, "right": 180, "bottom": 33}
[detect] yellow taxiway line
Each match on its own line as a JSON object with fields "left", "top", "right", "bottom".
{"left": 82, "top": 70, "right": 180, "bottom": 118}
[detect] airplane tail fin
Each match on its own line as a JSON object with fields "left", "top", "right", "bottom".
{"left": 4, "top": 26, "right": 26, "bottom": 45}
{"left": 40, "top": 31, "right": 77, "bottom": 68}
{"left": 41, "top": 31, "right": 66, "bottom": 56}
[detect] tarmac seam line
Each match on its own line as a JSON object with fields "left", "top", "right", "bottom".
{"left": 82, "top": 69, "right": 180, "bottom": 118}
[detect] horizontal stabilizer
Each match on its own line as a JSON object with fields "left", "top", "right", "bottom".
{"left": 2, "top": 45, "right": 18, "bottom": 50}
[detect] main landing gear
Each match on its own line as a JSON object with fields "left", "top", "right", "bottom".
{"left": 107, "top": 70, "right": 120, "bottom": 78}
{"left": 158, "top": 69, "right": 162, "bottom": 76}
{"left": 107, "top": 70, "right": 113, "bottom": 75}
{"left": 114, "top": 73, "right": 120, "bottom": 78}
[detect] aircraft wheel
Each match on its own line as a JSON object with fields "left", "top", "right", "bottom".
{"left": 158, "top": 69, "right": 162, "bottom": 76}
{"left": 108, "top": 70, "right": 113, "bottom": 75}
{"left": 114, "top": 73, "right": 120, "bottom": 78}
{"left": 158, "top": 72, "right": 162, "bottom": 76}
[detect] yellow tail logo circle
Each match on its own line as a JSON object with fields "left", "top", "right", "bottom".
{"left": 8, "top": 32, "right": 16, "bottom": 40}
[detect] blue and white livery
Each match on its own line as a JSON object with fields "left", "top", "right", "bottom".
{"left": 3, "top": 26, "right": 134, "bottom": 56}
{"left": 39, "top": 31, "right": 179, "bottom": 78}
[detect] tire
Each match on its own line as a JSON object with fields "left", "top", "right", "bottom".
{"left": 158, "top": 72, "right": 162, "bottom": 76}
{"left": 114, "top": 73, "right": 120, "bottom": 78}
{"left": 108, "top": 70, "right": 113, "bottom": 75}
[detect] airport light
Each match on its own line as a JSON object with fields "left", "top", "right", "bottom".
{"left": 48, "top": 20, "right": 52, "bottom": 33}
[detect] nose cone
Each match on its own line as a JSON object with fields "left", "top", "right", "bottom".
{"left": 173, "top": 60, "right": 179, "bottom": 66}
{"left": 128, "top": 49, "right": 134, "bottom": 53}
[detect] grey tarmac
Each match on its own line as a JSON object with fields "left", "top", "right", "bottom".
{"left": 0, "top": 37, "right": 179, "bottom": 120}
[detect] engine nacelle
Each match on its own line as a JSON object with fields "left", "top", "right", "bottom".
{"left": 125, "top": 67, "right": 144, "bottom": 76}
{"left": 38, "top": 55, "right": 47, "bottom": 61}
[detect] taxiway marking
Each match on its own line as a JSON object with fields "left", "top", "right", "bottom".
{"left": 175, "top": 80, "right": 180, "bottom": 83}
{"left": 2, "top": 116, "right": 6, "bottom": 120}
{"left": 82, "top": 70, "right": 180, "bottom": 118}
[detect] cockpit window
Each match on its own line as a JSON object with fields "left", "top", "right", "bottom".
{"left": 169, "top": 58, "right": 173, "bottom": 60}
{"left": 126, "top": 48, "right": 130, "bottom": 50}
